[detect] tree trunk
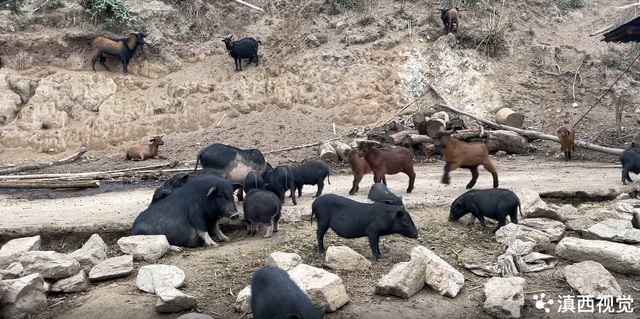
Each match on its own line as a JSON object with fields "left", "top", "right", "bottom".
{"left": 401, "top": 134, "right": 435, "bottom": 146}
{"left": 331, "top": 141, "right": 352, "bottom": 162}
{"left": 386, "top": 130, "right": 420, "bottom": 145}
{"left": 485, "top": 130, "right": 531, "bottom": 154}
{"left": 495, "top": 108, "right": 525, "bottom": 129}
{"left": 318, "top": 143, "right": 339, "bottom": 162}
{"left": 412, "top": 112, "right": 428, "bottom": 135}
{"left": 426, "top": 119, "right": 447, "bottom": 137}
{"left": 0, "top": 146, "right": 88, "bottom": 175}
{"left": 0, "top": 180, "right": 100, "bottom": 189}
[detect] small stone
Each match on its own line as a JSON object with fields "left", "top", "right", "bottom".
{"left": 0, "top": 236, "right": 41, "bottom": 267}
{"left": 324, "top": 246, "right": 372, "bottom": 271}
{"left": 494, "top": 223, "right": 552, "bottom": 252}
{"left": 155, "top": 287, "right": 198, "bottom": 313}
{"left": 117, "top": 235, "right": 170, "bottom": 262}
{"left": 89, "top": 255, "right": 134, "bottom": 282}
{"left": 514, "top": 189, "right": 560, "bottom": 221}
{"left": 483, "top": 277, "right": 525, "bottom": 318}
{"left": 563, "top": 261, "right": 622, "bottom": 298}
{"left": 50, "top": 270, "right": 90, "bottom": 293}
{"left": 69, "top": 234, "right": 108, "bottom": 274}
{"left": 375, "top": 259, "right": 426, "bottom": 299}
{"left": 411, "top": 246, "right": 464, "bottom": 298}
{"left": 0, "top": 273, "right": 47, "bottom": 319}
{"left": 18, "top": 251, "right": 82, "bottom": 279}
{"left": 0, "top": 262, "right": 24, "bottom": 279}
{"left": 234, "top": 286, "right": 252, "bottom": 314}
{"left": 306, "top": 34, "right": 321, "bottom": 48}
{"left": 616, "top": 193, "right": 631, "bottom": 200}
{"left": 288, "top": 264, "right": 349, "bottom": 312}
{"left": 564, "top": 216, "right": 596, "bottom": 231}
{"left": 136, "top": 265, "right": 186, "bottom": 294}
{"left": 267, "top": 252, "right": 302, "bottom": 272}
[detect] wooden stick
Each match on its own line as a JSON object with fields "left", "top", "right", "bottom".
{"left": 0, "top": 180, "right": 100, "bottom": 189}
{"left": 231, "top": 0, "right": 265, "bottom": 12}
{"left": 215, "top": 113, "right": 227, "bottom": 127}
{"left": 0, "top": 146, "right": 88, "bottom": 175}
{"left": 263, "top": 137, "right": 340, "bottom": 154}
{"left": 572, "top": 55, "right": 586, "bottom": 103}
{"left": 429, "top": 83, "right": 625, "bottom": 156}
{"left": 0, "top": 162, "right": 176, "bottom": 180}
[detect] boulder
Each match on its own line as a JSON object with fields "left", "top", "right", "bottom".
{"left": 519, "top": 218, "right": 566, "bottom": 242}
{"left": 18, "top": 251, "right": 82, "bottom": 279}
{"left": 0, "top": 273, "right": 47, "bottom": 319}
{"left": 548, "top": 204, "right": 577, "bottom": 221}
{"left": 268, "top": 252, "right": 302, "bottom": 272}
{"left": 411, "top": 246, "right": 464, "bottom": 298}
{"left": 375, "top": 259, "right": 426, "bottom": 299}
{"left": 88, "top": 255, "right": 134, "bottom": 282}
{"left": 633, "top": 212, "right": 640, "bottom": 229}
{"left": 288, "top": 264, "right": 349, "bottom": 312}
{"left": 155, "top": 287, "right": 198, "bottom": 313}
{"left": 176, "top": 314, "right": 214, "bottom": 319}
{"left": 583, "top": 219, "right": 640, "bottom": 244}
{"left": 564, "top": 216, "right": 596, "bottom": 231}
{"left": 324, "top": 246, "right": 372, "bottom": 271}
{"left": 117, "top": 235, "right": 170, "bottom": 262}
{"left": 563, "top": 261, "right": 622, "bottom": 298}
{"left": 494, "top": 223, "right": 552, "bottom": 252}
{"left": 0, "top": 262, "right": 24, "bottom": 279}
{"left": 616, "top": 199, "right": 640, "bottom": 215}
{"left": 556, "top": 237, "right": 640, "bottom": 275}
{"left": 136, "top": 265, "right": 186, "bottom": 294}
{"left": 69, "top": 233, "right": 108, "bottom": 273}
{"left": 50, "top": 270, "right": 90, "bottom": 293}
{"left": 514, "top": 189, "right": 560, "bottom": 220}
{"left": 483, "top": 277, "right": 525, "bottom": 319}
{"left": 0, "top": 236, "right": 40, "bottom": 266}
{"left": 234, "top": 285, "right": 252, "bottom": 314}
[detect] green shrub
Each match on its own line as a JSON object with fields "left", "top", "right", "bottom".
{"left": 82, "top": 0, "right": 136, "bottom": 28}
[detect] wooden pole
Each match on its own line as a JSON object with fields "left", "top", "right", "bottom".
{"left": 0, "top": 146, "right": 88, "bottom": 175}
{"left": 0, "top": 180, "right": 100, "bottom": 189}
{"left": 0, "top": 162, "right": 177, "bottom": 180}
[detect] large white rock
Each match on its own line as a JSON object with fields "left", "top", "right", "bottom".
{"left": 556, "top": 237, "right": 640, "bottom": 275}
{"left": 411, "top": 246, "right": 464, "bottom": 298}
{"left": 136, "top": 265, "right": 186, "bottom": 294}
{"left": 18, "top": 251, "right": 82, "bottom": 279}
{"left": 0, "top": 236, "right": 41, "bottom": 266}
{"left": 50, "top": 270, "right": 90, "bottom": 293}
{"left": 375, "top": 259, "right": 426, "bottom": 299}
{"left": 268, "top": 252, "right": 302, "bottom": 271}
{"left": 563, "top": 261, "right": 622, "bottom": 298}
{"left": 514, "top": 188, "right": 560, "bottom": 220}
{"left": 234, "top": 285, "right": 252, "bottom": 314}
{"left": 69, "top": 233, "right": 108, "bottom": 273}
{"left": 483, "top": 277, "right": 525, "bottom": 319}
{"left": 519, "top": 218, "right": 566, "bottom": 242}
{"left": 288, "top": 264, "right": 349, "bottom": 312}
{"left": 494, "top": 223, "right": 552, "bottom": 252}
{"left": 155, "top": 287, "right": 198, "bottom": 313}
{"left": 0, "top": 273, "right": 47, "bottom": 319}
{"left": 0, "top": 262, "right": 24, "bottom": 279}
{"left": 324, "top": 246, "right": 372, "bottom": 271}
{"left": 88, "top": 255, "right": 134, "bottom": 281}
{"left": 583, "top": 219, "right": 640, "bottom": 244}
{"left": 117, "top": 235, "right": 170, "bottom": 262}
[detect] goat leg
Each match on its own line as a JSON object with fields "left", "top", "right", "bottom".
{"left": 99, "top": 56, "right": 110, "bottom": 70}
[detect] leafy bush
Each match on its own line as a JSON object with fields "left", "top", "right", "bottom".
{"left": 82, "top": 0, "right": 136, "bottom": 28}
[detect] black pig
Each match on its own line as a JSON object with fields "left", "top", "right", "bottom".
{"left": 132, "top": 176, "right": 239, "bottom": 247}
{"left": 266, "top": 166, "right": 297, "bottom": 205}
{"left": 243, "top": 189, "right": 282, "bottom": 237}
{"left": 367, "top": 182, "right": 403, "bottom": 206}
{"left": 311, "top": 194, "right": 418, "bottom": 261}
{"left": 244, "top": 170, "right": 266, "bottom": 195}
{"left": 448, "top": 188, "right": 522, "bottom": 233}
{"left": 620, "top": 146, "right": 640, "bottom": 185}
{"left": 291, "top": 161, "right": 331, "bottom": 198}
{"left": 149, "top": 168, "right": 239, "bottom": 205}
{"left": 251, "top": 267, "right": 325, "bottom": 319}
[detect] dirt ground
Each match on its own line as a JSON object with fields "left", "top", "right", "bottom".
{"left": 2, "top": 159, "right": 640, "bottom": 319}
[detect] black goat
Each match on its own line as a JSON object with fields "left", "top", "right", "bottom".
{"left": 222, "top": 34, "right": 261, "bottom": 72}
{"left": 88, "top": 32, "right": 146, "bottom": 76}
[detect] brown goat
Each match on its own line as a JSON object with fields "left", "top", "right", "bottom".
{"left": 358, "top": 143, "right": 416, "bottom": 193}
{"left": 346, "top": 149, "right": 373, "bottom": 195}
{"left": 441, "top": 7, "right": 460, "bottom": 34}
{"left": 124, "top": 136, "right": 164, "bottom": 161}
{"left": 434, "top": 131, "right": 498, "bottom": 189}
{"left": 557, "top": 125, "right": 575, "bottom": 161}
{"left": 88, "top": 33, "right": 146, "bottom": 76}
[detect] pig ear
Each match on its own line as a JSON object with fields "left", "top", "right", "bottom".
{"left": 207, "top": 186, "right": 217, "bottom": 197}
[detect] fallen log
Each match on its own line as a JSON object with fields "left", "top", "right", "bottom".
{"left": 384, "top": 120, "right": 404, "bottom": 133}
{"left": 412, "top": 112, "right": 428, "bottom": 135}
{"left": 0, "top": 180, "right": 100, "bottom": 189}
{"left": 401, "top": 134, "right": 435, "bottom": 146}
{"left": 485, "top": 130, "right": 531, "bottom": 154}
{"left": 430, "top": 82, "right": 625, "bottom": 156}
{"left": 318, "top": 142, "right": 339, "bottom": 162}
{"left": 495, "top": 108, "right": 525, "bottom": 128}
{"left": 0, "top": 161, "right": 178, "bottom": 180}
{"left": 387, "top": 130, "right": 420, "bottom": 145}
{"left": 0, "top": 146, "right": 88, "bottom": 175}
{"left": 331, "top": 141, "right": 352, "bottom": 161}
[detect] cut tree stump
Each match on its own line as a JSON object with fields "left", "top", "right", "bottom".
{"left": 533, "top": 44, "right": 561, "bottom": 74}
{"left": 0, "top": 180, "right": 100, "bottom": 189}
{"left": 318, "top": 143, "right": 339, "bottom": 162}
{"left": 331, "top": 141, "right": 352, "bottom": 162}
{"left": 412, "top": 112, "right": 428, "bottom": 135}
{"left": 495, "top": 108, "right": 525, "bottom": 128}
{"left": 426, "top": 111, "right": 450, "bottom": 137}
{"left": 384, "top": 120, "right": 404, "bottom": 133}
{"left": 387, "top": 130, "right": 420, "bottom": 145}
